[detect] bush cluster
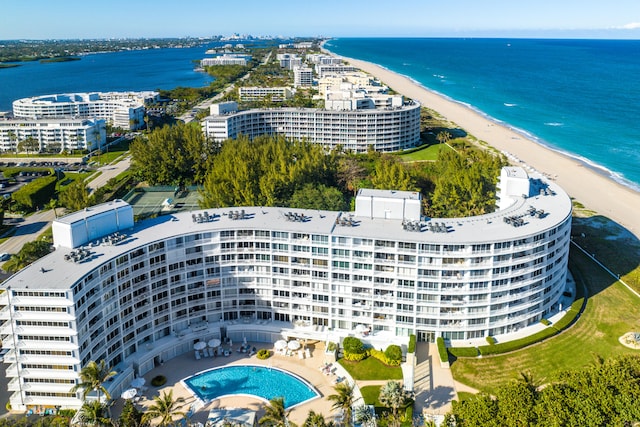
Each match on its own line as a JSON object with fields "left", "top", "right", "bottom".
{"left": 540, "top": 318, "right": 551, "bottom": 326}
{"left": 370, "top": 348, "right": 401, "bottom": 366}
{"left": 407, "top": 334, "right": 416, "bottom": 353}
{"left": 485, "top": 336, "right": 497, "bottom": 345}
{"left": 256, "top": 349, "right": 271, "bottom": 360}
{"left": 343, "top": 337, "right": 366, "bottom": 355}
{"left": 151, "top": 375, "right": 166, "bottom": 387}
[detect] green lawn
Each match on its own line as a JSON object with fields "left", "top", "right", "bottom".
{"left": 360, "top": 385, "right": 383, "bottom": 405}
{"left": 338, "top": 357, "right": 403, "bottom": 380}
{"left": 451, "top": 247, "right": 640, "bottom": 395}
{"left": 397, "top": 143, "right": 449, "bottom": 162}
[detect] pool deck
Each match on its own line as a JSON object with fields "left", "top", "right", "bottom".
{"left": 111, "top": 341, "right": 356, "bottom": 425}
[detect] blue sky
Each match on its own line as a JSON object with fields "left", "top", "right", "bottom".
{"left": 2, "top": 0, "right": 640, "bottom": 39}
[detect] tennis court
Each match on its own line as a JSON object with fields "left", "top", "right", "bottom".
{"left": 122, "top": 186, "right": 202, "bottom": 218}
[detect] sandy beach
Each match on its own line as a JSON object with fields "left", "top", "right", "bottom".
{"left": 324, "top": 48, "right": 640, "bottom": 240}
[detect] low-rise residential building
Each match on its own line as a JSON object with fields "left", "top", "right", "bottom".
{"left": 201, "top": 54, "right": 252, "bottom": 66}
{"left": 0, "top": 117, "right": 106, "bottom": 153}
{"left": 238, "top": 87, "right": 294, "bottom": 102}
{"left": 315, "top": 64, "right": 359, "bottom": 77}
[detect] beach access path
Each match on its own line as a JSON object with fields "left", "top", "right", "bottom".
{"left": 332, "top": 53, "right": 640, "bottom": 240}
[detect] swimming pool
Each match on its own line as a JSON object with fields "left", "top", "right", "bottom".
{"left": 182, "top": 365, "right": 320, "bottom": 408}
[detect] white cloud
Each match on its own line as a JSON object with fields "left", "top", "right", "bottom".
{"left": 616, "top": 22, "right": 640, "bottom": 30}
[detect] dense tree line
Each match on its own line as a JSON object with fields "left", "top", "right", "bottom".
{"left": 200, "top": 135, "right": 337, "bottom": 208}
{"left": 0, "top": 38, "right": 213, "bottom": 63}
{"left": 131, "top": 123, "right": 506, "bottom": 216}
{"left": 447, "top": 354, "right": 640, "bottom": 426}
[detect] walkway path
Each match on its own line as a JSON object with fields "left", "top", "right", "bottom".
{"left": 412, "top": 343, "right": 472, "bottom": 419}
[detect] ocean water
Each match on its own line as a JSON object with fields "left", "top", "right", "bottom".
{"left": 0, "top": 44, "right": 214, "bottom": 111}
{"left": 325, "top": 38, "right": 640, "bottom": 192}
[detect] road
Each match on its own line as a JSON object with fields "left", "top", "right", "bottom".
{"left": 87, "top": 156, "right": 132, "bottom": 195}
{"left": 0, "top": 210, "right": 57, "bottom": 256}
{"left": 179, "top": 51, "right": 272, "bottom": 124}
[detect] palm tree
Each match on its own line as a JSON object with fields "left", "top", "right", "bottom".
{"left": 78, "top": 400, "right": 111, "bottom": 426}
{"left": 378, "top": 381, "right": 411, "bottom": 427}
{"left": 436, "top": 131, "right": 452, "bottom": 145}
{"left": 327, "top": 382, "right": 355, "bottom": 427}
{"left": 6, "top": 131, "right": 17, "bottom": 154}
{"left": 353, "top": 405, "right": 374, "bottom": 427}
{"left": 70, "top": 359, "right": 117, "bottom": 402}
{"left": 259, "top": 396, "right": 293, "bottom": 427}
{"left": 304, "top": 410, "right": 328, "bottom": 427}
{"left": 142, "top": 390, "right": 186, "bottom": 426}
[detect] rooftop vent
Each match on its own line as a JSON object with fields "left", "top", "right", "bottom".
{"left": 284, "top": 211, "right": 308, "bottom": 222}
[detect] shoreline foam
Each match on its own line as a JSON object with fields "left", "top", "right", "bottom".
{"left": 323, "top": 43, "right": 640, "bottom": 239}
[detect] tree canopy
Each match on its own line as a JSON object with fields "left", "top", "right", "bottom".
{"left": 448, "top": 354, "right": 640, "bottom": 427}
{"left": 130, "top": 121, "right": 215, "bottom": 186}
{"left": 200, "top": 135, "right": 337, "bottom": 208}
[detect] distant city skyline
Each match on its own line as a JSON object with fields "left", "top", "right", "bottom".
{"left": 2, "top": 0, "right": 640, "bottom": 40}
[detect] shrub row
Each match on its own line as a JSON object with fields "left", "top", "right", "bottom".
{"left": 478, "top": 327, "right": 559, "bottom": 356}
{"left": 343, "top": 351, "right": 368, "bottom": 362}
{"left": 370, "top": 348, "right": 401, "bottom": 366}
{"left": 12, "top": 175, "right": 57, "bottom": 210}
{"left": 1, "top": 167, "right": 54, "bottom": 178}
{"left": 448, "top": 346, "right": 479, "bottom": 358}
{"left": 436, "top": 337, "right": 448, "bottom": 363}
{"left": 407, "top": 334, "right": 416, "bottom": 353}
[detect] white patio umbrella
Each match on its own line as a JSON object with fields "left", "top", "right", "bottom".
{"left": 274, "top": 339, "right": 287, "bottom": 350}
{"left": 208, "top": 338, "right": 221, "bottom": 348}
{"left": 131, "top": 377, "right": 145, "bottom": 388}
{"left": 355, "top": 324, "right": 368, "bottom": 333}
{"left": 287, "top": 340, "right": 301, "bottom": 351}
{"left": 121, "top": 388, "right": 137, "bottom": 400}
{"left": 194, "top": 341, "right": 207, "bottom": 351}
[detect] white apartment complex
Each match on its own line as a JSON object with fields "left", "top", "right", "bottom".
{"left": 201, "top": 54, "right": 251, "bottom": 66}
{"left": 276, "top": 53, "right": 303, "bottom": 70}
{"left": 12, "top": 92, "right": 156, "bottom": 130}
{"left": 238, "top": 87, "right": 293, "bottom": 102}
{"left": 315, "top": 64, "right": 360, "bottom": 77}
{"left": 201, "top": 100, "right": 421, "bottom": 152}
{"left": 0, "top": 167, "right": 572, "bottom": 411}
{"left": 0, "top": 117, "right": 106, "bottom": 153}
{"left": 293, "top": 67, "right": 314, "bottom": 87}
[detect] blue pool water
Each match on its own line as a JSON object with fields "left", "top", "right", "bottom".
{"left": 183, "top": 365, "right": 319, "bottom": 408}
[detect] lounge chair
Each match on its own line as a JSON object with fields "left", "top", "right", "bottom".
{"left": 298, "top": 350, "right": 305, "bottom": 359}
{"left": 195, "top": 351, "right": 201, "bottom": 360}
{"left": 305, "top": 348, "right": 311, "bottom": 358}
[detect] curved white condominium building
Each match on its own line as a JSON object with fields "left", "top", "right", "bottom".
{"left": 12, "top": 92, "right": 158, "bottom": 130}
{"left": 202, "top": 101, "right": 421, "bottom": 153}
{"left": 0, "top": 167, "right": 571, "bottom": 410}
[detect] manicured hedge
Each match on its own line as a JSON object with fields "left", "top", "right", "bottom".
{"left": 436, "top": 337, "right": 448, "bottom": 363}
{"left": 448, "top": 346, "right": 479, "bottom": 358}
{"left": 478, "top": 327, "right": 559, "bottom": 356}
{"left": 12, "top": 175, "right": 57, "bottom": 210}
{"left": 551, "top": 297, "right": 584, "bottom": 331}
{"left": 407, "top": 334, "right": 416, "bottom": 353}
{"left": 1, "top": 167, "right": 53, "bottom": 178}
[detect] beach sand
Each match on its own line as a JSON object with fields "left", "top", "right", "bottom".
{"left": 325, "top": 49, "right": 640, "bottom": 240}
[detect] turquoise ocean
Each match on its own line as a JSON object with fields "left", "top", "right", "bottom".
{"left": 325, "top": 38, "right": 640, "bottom": 192}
